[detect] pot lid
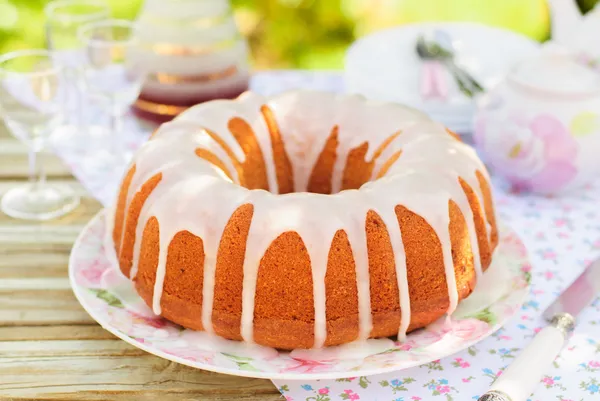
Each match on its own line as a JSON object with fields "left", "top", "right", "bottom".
{"left": 510, "top": 44, "right": 600, "bottom": 94}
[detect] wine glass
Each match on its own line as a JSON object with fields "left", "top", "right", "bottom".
{"left": 45, "top": 0, "right": 110, "bottom": 126}
{"left": 78, "top": 19, "right": 146, "bottom": 162}
{"left": 0, "top": 50, "right": 80, "bottom": 220}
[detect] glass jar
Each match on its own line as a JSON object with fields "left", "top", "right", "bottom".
{"left": 132, "top": 0, "right": 250, "bottom": 122}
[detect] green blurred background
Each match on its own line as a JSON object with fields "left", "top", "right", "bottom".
{"left": 0, "top": 0, "right": 598, "bottom": 69}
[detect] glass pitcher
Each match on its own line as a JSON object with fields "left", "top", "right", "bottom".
{"left": 132, "top": 0, "right": 250, "bottom": 122}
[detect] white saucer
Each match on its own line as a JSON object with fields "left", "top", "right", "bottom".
{"left": 345, "top": 22, "right": 540, "bottom": 124}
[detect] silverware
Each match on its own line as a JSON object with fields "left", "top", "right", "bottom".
{"left": 478, "top": 257, "right": 600, "bottom": 401}
{"left": 415, "top": 31, "right": 484, "bottom": 97}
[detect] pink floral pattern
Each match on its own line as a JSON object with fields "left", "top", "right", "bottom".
{"left": 475, "top": 112, "right": 580, "bottom": 194}
{"left": 69, "top": 211, "right": 529, "bottom": 380}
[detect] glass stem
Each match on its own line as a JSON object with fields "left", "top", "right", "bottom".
{"left": 110, "top": 104, "right": 123, "bottom": 156}
{"left": 29, "top": 147, "right": 46, "bottom": 191}
{"left": 73, "top": 73, "right": 85, "bottom": 128}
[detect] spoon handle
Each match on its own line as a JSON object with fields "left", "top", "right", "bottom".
{"left": 446, "top": 60, "right": 484, "bottom": 97}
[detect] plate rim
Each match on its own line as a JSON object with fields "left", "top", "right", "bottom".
{"left": 69, "top": 209, "right": 530, "bottom": 380}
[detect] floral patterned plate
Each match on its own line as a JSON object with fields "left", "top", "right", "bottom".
{"left": 69, "top": 211, "right": 530, "bottom": 380}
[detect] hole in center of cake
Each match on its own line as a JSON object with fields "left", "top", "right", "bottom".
{"left": 301, "top": 126, "right": 402, "bottom": 195}
{"left": 196, "top": 114, "right": 403, "bottom": 195}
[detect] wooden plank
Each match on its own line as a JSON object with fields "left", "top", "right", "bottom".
{"left": 0, "top": 139, "right": 72, "bottom": 179}
{"left": 0, "top": 289, "right": 95, "bottom": 326}
{"left": 0, "top": 278, "right": 71, "bottom": 290}
{"left": 0, "top": 339, "right": 147, "bottom": 357}
{"left": 0, "top": 241, "right": 73, "bottom": 254}
{"left": 0, "top": 325, "right": 115, "bottom": 341}
{"left": 0, "top": 250, "right": 68, "bottom": 278}
{"left": 0, "top": 349, "right": 281, "bottom": 400}
{"left": 0, "top": 225, "right": 85, "bottom": 245}
{"left": 0, "top": 182, "right": 102, "bottom": 245}
{"left": 0, "top": 180, "right": 90, "bottom": 197}
{"left": 0, "top": 124, "right": 10, "bottom": 139}
{"left": 0, "top": 210, "right": 97, "bottom": 326}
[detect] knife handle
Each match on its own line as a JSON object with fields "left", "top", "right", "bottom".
{"left": 478, "top": 313, "right": 575, "bottom": 401}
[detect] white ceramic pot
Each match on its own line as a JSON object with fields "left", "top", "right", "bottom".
{"left": 474, "top": 45, "right": 600, "bottom": 195}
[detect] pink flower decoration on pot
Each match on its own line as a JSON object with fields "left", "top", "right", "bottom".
{"left": 525, "top": 115, "right": 578, "bottom": 192}
{"left": 475, "top": 113, "right": 579, "bottom": 194}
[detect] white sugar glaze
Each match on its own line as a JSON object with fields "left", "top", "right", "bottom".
{"left": 113, "top": 90, "right": 494, "bottom": 347}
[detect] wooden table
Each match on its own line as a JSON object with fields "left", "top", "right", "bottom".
{"left": 0, "top": 125, "right": 282, "bottom": 401}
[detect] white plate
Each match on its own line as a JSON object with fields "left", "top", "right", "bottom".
{"left": 345, "top": 22, "right": 540, "bottom": 117}
{"left": 70, "top": 210, "right": 530, "bottom": 380}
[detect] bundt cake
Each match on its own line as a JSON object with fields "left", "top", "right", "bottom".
{"left": 110, "top": 90, "right": 498, "bottom": 350}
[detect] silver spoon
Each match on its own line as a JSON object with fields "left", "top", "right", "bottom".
{"left": 415, "top": 32, "right": 484, "bottom": 98}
